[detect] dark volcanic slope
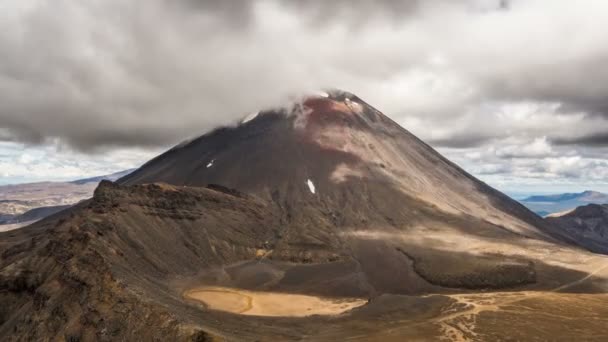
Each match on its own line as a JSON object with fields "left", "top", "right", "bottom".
{"left": 547, "top": 204, "right": 608, "bottom": 254}
{"left": 121, "top": 91, "right": 550, "bottom": 241}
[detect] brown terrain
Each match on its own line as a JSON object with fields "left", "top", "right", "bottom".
{"left": 0, "top": 170, "right": 132, "bottom": 230}
{"left": 1, "top": 91, "right": 608, "bottom": 341}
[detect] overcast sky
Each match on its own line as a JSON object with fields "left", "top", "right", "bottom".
{"left": 1, "top": 0, "right": 608, "bottom": 194}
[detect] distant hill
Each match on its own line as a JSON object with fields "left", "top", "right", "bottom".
{"left": 546, "top": 204, "right": 608, "bottom": 254}
{"left": 0, "top": 169, "right": 134, "bottom": 229}
{"left": 0, "top": 204, "right": 72, "bottom": 230}
{"left": 519, "top": 191, "right": 608, "bottom": 216}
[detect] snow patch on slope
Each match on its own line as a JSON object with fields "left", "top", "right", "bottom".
{"left": 306, "top": 179, "right": 316, "bottom": 194}
{"left": 207, "top": 159, "right": 215, "bottom": 168}
{"left": 312, "top": 90, "right": 329, "bottom": 98}
{"left": 345, "top": 98, "right": 363, "bottom": 114}
{"left": 242, "top": 111, "right": 260, "bottom": 124}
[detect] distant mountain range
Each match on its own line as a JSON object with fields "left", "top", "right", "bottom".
{"left": 0, "top": 169, "right": 134, "bottom": 230}
{"left": 518, "top": 190, "right": 608, "bottom": 217}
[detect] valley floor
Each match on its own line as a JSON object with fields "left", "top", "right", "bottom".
{"left": 183, "top": 256, "right": 608, "bottom": 341}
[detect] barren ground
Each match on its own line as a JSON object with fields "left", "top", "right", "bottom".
{"left": 184, "top": 286, "right": 367, "bottom": 317}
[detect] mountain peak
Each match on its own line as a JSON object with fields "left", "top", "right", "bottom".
{"left": 237, "top": 89, "right": 373, "bottom": 131}
{"left": 120, "top": 93, "right": 551, "bottom": 241}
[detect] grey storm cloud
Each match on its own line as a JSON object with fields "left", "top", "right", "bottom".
{"left": 177, "top": 0, "right": 422, "bottom": 25}
{"left": 428, "top": 134, "right": 496, "bottom": 149}
{"left": 1, "top": 0, "right": 608, "bottom": 152}
{"left": 553, "top": 133, "right": 608, "bottom": 147}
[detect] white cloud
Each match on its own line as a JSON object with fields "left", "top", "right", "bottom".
{"left": 0, "top": 141, "right": 158, "bottom": 184}
{"left": 496, "top": 137, "right": 553, "bottom": 159}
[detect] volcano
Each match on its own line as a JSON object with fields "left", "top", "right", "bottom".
{"left": 2, "top": 91, "right": 608, "bottom": 341}
{"left": 121, "top": 91, "right": 548, "bottom": 240}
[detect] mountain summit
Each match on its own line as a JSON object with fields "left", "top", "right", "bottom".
{"left": 2, "top": 91, "right": 608, "bottom": 340}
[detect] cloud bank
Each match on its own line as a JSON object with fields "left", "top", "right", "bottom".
{"left": 1, "top": 0, "right": 608, "bottom": 189}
